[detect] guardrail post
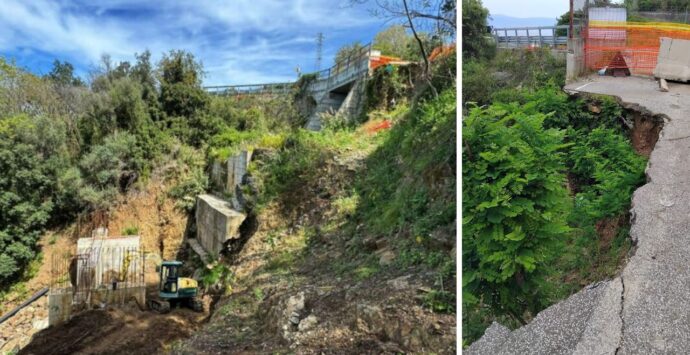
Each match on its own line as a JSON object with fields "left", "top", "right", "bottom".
{"left": 538, "top": 28, "right": 543, "bottom": 46}
{"left": 515, "top": 29, "right": 519, "bottom": 45}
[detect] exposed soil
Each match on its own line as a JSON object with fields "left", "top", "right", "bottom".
{"left": 595, "top": 214, "right": 626, "bottom": 252}
{"left": 19, "top": 307, "right": 204, "bottom": 355}
{"left": 2, "top": 173, "right": 198, "bottom": 353}
{"left": 630, "top": 111, "right": 663, "bottom": 157}
{"left": 173, "top": 149, "right": 456, "bottom": 354}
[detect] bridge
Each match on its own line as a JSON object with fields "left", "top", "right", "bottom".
{"left": 203, "top": 43, "right": 377, "bottom": 131}
{"left": 491, "top": 25, "right": 573, "bottom": 48}
{"left": 204, "top": 82, "right": 293, "bottom": 96}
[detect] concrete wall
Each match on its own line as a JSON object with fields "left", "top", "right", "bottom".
{"left": 76, "top": 235, "right": 142, "bottom": 288}
{"left": 89, "top": 286, "right": 146, "bottom": 309}
{"left": 195, "top": 194, "right": 246, "bottom": 256}
{"left": 209, "top": 150, "right": 253, "bottom": 196}
{"left": 48, "top": 292, "right": 72, "bottom": 326}
{"left": 336, "top": 78, "right": 366, "bottom": 121}
{"left": 567, "top": 37, "right": 586, "bottom": 82}
{"left": 48, "top": 286, "right": 146, "bottom": 326}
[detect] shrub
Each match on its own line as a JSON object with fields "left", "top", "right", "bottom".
{"left": 568, "top": 127, "right": 646, "bottom": 220}
{"left": 122, "top": 226, "right": 139, "bottom": 235}
{"left": 78, "top": 132, "right": 143, "bottom": 210}
{"left": 462, "top": 60, "right": 496, "bottom": 106}
{"left": 462, "top": 101, "right": 571, "bottom": 323}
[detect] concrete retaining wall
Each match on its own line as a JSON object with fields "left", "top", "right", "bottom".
{"left": 89, "top": 286, "right": 146, "bottom": 309}
{"left": 567, "top": 37, "right": 586, "bottom": 82}
{"left": 48, "top": 292, "right": 72, "bottom": 326}
{"left": 210, "top": 150, "right": 253, "bottom": 196}
{"left": 48, "top": 286, "right": 146, "bottom": 326}
{"left": 195, "top": 194, "right": 246, "bottom": 256}
{"left": 337, "top": 78, "right": 366, "bottom": 121}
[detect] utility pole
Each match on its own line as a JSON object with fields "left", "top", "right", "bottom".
{"left": 315, "top": 32, "right": 324, "bottom": 72}
{"left": 569, "top": 0, "right": 574, "bottom": 39}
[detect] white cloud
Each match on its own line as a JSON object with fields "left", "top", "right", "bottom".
{"left": 0, "top": 0, "right": 378, "bottom": 84}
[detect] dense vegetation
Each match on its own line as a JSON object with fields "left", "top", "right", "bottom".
{"left": 462, "top": 0, "right": 649, "bottom": 346}
{"left": 0, "top": 50, "right": 298, "bottom": 288}
{"left": 0, "top": 17, "right": 457, "bottom": 331}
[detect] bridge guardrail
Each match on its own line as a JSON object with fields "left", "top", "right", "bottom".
{"left": 491, "top": 25, "right": 576, "bottom": 48}
{"left": 203, "top": 43, "right": 373, "bottom": 96}
{"left": 204, "top": 82, "right": 294, "bottom": 96}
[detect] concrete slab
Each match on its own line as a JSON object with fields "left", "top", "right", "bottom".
{"left": 654, "top": 37, "right": 690, "bottom": 82}
{"left": 466, "top": 280, "right": 619, "bottom": 355}
{"left": 195, "top": 194, "right": 246, "bottom": 256}
{"left": 471, "top": 75, "right": 690, "bottom": 353}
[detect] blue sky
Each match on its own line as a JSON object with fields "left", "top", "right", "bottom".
{"left": 0, "top": 0, "right": 393, "bottom": 85}
{"left": 483, "top": 0, "right": 569, "bottom": 19}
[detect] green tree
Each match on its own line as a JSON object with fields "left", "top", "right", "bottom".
{"left": 334, "top": 41, "right": 366, "bottom": 65}
{"left": 0, "top": 114, "right": 71, "bottom": 284}
{"left": 373, "top": 25, "right": 412, "bottom": 58}
{"left": 45, "top": 60, "right": 85, "bottom": 86}
{"left": 462, "top": 0, "right": 495, "bottom": 59}
{"left": 158, "top": 50, "right": 208, "bottom": 118}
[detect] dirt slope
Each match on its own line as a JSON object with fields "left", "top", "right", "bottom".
{"left": 2, "top": 174, "right": 195, "bottom": 353}
{"left": 173, "top": 148, "right": 456, "bottom": 354}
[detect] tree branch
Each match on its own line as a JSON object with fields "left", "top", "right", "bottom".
{"left": 409, "top": 11, "right": 456, "bottom": 28}
{"left": 402, "top": 0, "right": 430, "bottom": 74}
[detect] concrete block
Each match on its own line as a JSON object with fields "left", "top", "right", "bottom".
{"left": 195, "top": 194, "right": 246, "bottom": 256}
{"left": 48, "top": 292, "right": 72, "bottom": 326}
{"left": 654, "top": 37, "right": 690, "bottom": 81}
{"left": 660, "top": 78, "right": 669, "bottom": 92}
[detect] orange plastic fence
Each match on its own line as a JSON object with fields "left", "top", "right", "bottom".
{"left": 585, "top": 21, "right": 690, "bottom": 76}
{"left": 429, "top": 44, "right": 456, "bottom": 61}
{"left": 370, "top": 55, "right": 402, "bottom": 70}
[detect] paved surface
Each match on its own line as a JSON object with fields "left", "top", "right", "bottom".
{"left": 468, "top": 75, "right": 690, "bottom": 354}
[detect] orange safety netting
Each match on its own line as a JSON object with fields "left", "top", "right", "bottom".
{"left": 362, "top": 119, "right": 392, "bottom": 134}
{"left": 429, "top": 44, "right": 456, "bottom": 61}
{"left": 585, "top": 20, "right": 690, "bottom": 76}
{"left": 370, "top": 55, "right": 403, "bottom": 70}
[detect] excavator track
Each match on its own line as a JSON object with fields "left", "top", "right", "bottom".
{"left": 147, "top": 299, "right": 171, "bottom": 314}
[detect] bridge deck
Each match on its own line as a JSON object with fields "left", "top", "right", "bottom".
{"left": 204, "top": 43, "right": 373, "bottom": 97}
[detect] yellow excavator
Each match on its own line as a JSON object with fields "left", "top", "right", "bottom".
{"left": 148, "top": 261, "right": 203, "bottom": 313}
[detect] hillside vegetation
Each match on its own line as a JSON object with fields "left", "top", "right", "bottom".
{"left": 172, "top": 49, "right": 457, "bottom": 353}
{"left": 0, "top": 51, "right": 295, "bottom": 293}
{"left": 1, "top": 13, "right": 458, "bottom": 351}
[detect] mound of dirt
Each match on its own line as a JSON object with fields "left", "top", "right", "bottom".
{"left": 19, "top": 307, "right": 204, "bottom": 355}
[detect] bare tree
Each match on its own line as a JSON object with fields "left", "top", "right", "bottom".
{"left": 350, "top": 0, "right": 456, "bottom": 96}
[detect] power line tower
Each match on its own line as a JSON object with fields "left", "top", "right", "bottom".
{"left": 315, "top": 32, "right": 324, "bottom": 72}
